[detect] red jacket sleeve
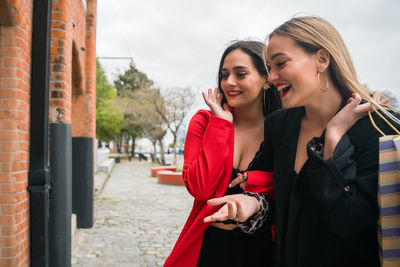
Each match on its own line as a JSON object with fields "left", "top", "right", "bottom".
{"left": 182, "top": 110, "right": 234, "bottom": 200}
{"left": 245, "top": 170, "right": 274, "bottom": 196}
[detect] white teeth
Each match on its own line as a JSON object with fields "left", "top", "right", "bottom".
{"left": 277, "top": 84, "right": 291, "bottom": 91}
{"left": 228, "top": 92, "right": 241, "bottom": 95}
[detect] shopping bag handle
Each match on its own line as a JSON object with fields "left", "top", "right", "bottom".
{"left": 368, "top": 107, "right": 400, "bottom": 136}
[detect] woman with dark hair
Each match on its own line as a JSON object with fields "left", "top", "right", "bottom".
{"left": 204, "top": 16, "right": 400, "bottom": 267}
{"left": 164, "top": 40, "right": 281, "bottom": 267}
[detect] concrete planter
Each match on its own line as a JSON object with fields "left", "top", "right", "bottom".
{"left": 150, "top": 166, "right": 177, "bottom": 177}
{"left": 157, "top": 170, "right": 184, "bottom": 185}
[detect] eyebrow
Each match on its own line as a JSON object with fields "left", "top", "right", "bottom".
{"left": 270, "top": 52, "right": 286, "bottom": 60}
{"left": 222, "top": 66, "right": 249, "bottom": 71}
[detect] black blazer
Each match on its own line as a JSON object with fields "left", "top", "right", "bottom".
{"left": 263, "top": 107, "right": 399, "bottom": 267}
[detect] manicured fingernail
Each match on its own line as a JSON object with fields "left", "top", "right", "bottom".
{"left": 228, "top": 183, "right": 232, "bottom": 188}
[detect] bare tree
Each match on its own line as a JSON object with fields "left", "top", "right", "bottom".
{"left": 154, "top": 88, "right": 195, "bottom": 166}
{"left": 134, "top": 88, "right": 167, "bottom": 163}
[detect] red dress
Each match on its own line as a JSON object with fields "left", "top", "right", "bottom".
{"left": 164, "top": 110, "right": 274, "bottom": 267}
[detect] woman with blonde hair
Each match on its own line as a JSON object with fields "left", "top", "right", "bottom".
{"left": 204, "top": 16, "right": 399, "bottom": 267}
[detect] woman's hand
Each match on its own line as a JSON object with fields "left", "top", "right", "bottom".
{"left": 324, "top": 93, "right": 372, "bottom": 159}
{"left": 203, "top": 194, "right": 259, "bottom": 223}
{"left": 228, "top": 173, "right": 247, "bottom": 190}
{"left": 371, "top": 90, "right": 390, "bottom": 106}
{"left": 324, "top": 92, "right": 390, "bottom": 159}
{"left": 202, "top": 88, "right": 233, "bottom": 122}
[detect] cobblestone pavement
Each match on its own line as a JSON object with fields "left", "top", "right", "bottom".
{"left": 72, "top": 160, "right": 193, "bottom": 266}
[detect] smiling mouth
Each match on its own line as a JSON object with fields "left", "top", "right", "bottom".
{"left": 276, "top": 84, "right": 291, "bottom": 98}
{"left": 227, "top": 91, "right": 241, "bottom": 97}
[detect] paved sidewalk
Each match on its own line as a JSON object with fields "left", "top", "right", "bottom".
{"left": 72, "top": 160, "right": 193, "bottom": 266}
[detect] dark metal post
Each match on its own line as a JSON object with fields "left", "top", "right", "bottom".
{"left": 72, "top": 137, "right": 94, "bottom": 228}
{"left": 49, "top": 124, "right": 72, "bottom": 267}
{"left": 28, "top": 0, "right": 52, "bottom": 266}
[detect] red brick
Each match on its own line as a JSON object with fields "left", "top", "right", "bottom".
{"left": 0, "top": 131, "right": 18, "bottom": 140}
{"left": 15, "top": 212, "right": 23, "bottom": 224}
{"left": 0, "top": 257, "right": 18, "bottom": 266}
{"left": 1, "top": 78, "right": 19, "bottom": 89}
{"left": 2, "top": 57, "right": 21, "bottom": 68}
{"left": 11, "top": 162, "right": 26, "bottom": 172}
{"left": 0, "top": 152, "right": 15, "bottom": 162}
{"left": 0, "top": 236, "right": 17, "bottom": 246}
{"left": 13, "top": 172, "right": 26, "bottom": 182}
{"left": 2, "top": 245, "right": 18, "bottom": 257}
{"left": 0, "top": 98, "right": 20, "bottom": 109}
{"left": 0, "top": 110, "right": 18, "bottom": 119}
{"left": 1, "top": 204, "right": 16, "bottom": 215}
{"left": 1, "top": 141, "right": 19, "bottom": 151}
{"left": 15, "top": 183, "right": 25, "bottom": 193}
{"left": 0, "top": 173, "right": 13, "bottom": 183}
{"left": 1, "top": 183, "right": 16, "bottom": 194}
{"left": 52, "top": 20, "right": 67, "bottom": 29}
{"left": 1, "top": 120, "right": 19, "bottom": 130}
{"left": 16, "top": 90, "right": 29, "bottom": 102}
{"left": 51, "top": 12, "right": 67, "bottom": 22}
{"left": 0, "top": 67, "right": 18, "bottom": 78}
{"left": 0, "top": 89, "right": 18, "bottom": 98}
{"left": 0, "top": 215, "right": 16, "bottom": 225}
{"left": 0, "top": 194, "right": 15, "bottom": 203}
{"left": 15, "top": 192, "right": 26, "bottom": 202}
{"left": 0, "top": 47, "right": 22, "bottom": 57}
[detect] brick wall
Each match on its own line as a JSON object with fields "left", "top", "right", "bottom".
{"left": 83, "top": 0, "right": 97, "bottom": 139}
{"left": 50, "top": 0, "right": 97, "bottom": 141}
{"left": 0, "top": 0, "right": 97, "bottom": 265}
{"left": 0, "top": 0, "right": 32, "bottom": 266}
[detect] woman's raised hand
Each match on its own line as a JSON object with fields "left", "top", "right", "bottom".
{"left": 203, "top": 194, "right": 260, "bottom": 223}
{"left": 324, "top": 93, "right": 372, "bottom": 159}
{"left": 324, "top": 92, "right": 391, "bottom": 159}
{"left": 202, "top": 88, "right": 233, "bottom": 123}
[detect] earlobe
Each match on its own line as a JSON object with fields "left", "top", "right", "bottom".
{"left": 262, "top": 82, "right": 270, "bottom": 90}
{"left": 317, "top": 49, "right": 330, "bottom": 73}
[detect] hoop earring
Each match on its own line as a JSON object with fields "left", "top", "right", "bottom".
{"left": 318, "top": 72, "right": 329, "bottom": 92}
{"left": 263, "top": 90, "right": 269, "bottom": 115}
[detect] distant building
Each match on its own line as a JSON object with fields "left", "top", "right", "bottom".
{"left": 176, "top": 122, "right": 187, "bottom": 148}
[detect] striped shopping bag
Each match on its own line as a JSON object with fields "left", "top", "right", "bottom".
{"left": 378, "top": 135, "right": 400, "bottom": 266}
{"left": 369, "top": 108, "right": 400, "bottom": 266}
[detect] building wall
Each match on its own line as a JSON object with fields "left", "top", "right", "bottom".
{"left": 0, "top": 0, "right": 97, "bottom": 265}
{"left": 50, "top": 0, "right": 97, "bottom": 140}
{"left": 0, "top": 0, "right": 32, "bottom": 265}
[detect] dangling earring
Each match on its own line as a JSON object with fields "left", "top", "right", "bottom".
{"left": 263, "top": 89, "right": 269, "bottom": 115}
{"left": 317, "top": 72, "right": 329, "bottom": 92}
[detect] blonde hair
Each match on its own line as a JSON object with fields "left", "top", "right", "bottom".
{"left": 269, "top": 16, "right": 371, "bottom": 100}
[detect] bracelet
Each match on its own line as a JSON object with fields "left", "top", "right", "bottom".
{"left": 237, "top": 192, "right": 271, "bottom": 234}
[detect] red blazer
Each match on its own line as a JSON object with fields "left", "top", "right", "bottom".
{"left": 164, "top": 110, "right": 274, "bottom": 267}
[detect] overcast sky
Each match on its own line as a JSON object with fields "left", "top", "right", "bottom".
{"left": 96, "top": 0, "right": 400, "bottom": 118}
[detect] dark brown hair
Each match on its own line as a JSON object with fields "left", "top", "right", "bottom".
{"left": 217, "top": 40, "right": 281, "bottom": 116}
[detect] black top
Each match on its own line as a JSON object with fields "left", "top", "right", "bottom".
{"left": 226, "top": 146, "right": 265, "bottom": 195}
{"left": 226, "top": 168, "right": 246, "bottom": 195}
{"left": 262, "top": 106, "right": 400, "bottom": 267}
